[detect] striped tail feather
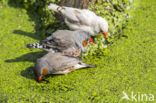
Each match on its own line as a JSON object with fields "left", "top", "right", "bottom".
{"left": 27, "top": 43, "right": 44, "bottom": 49}
{"left": 26, "top": 43, "right": 57, "bottom": 53}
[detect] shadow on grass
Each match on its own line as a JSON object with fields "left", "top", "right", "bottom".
{"left": 7, "top": 0, "right": 67, "bottom": 39}
{"left": 5, "top": 51, "right": 61, "bottom": 81}
{"left": 5, "top": 51, "right": 47, "bottom": 63}
{"left": 21, "top": 66, "right": 35, "bottom": 80}
{"left": 21, "top": 66, "right": 62, "bottom": 82}
{"left": 5, "top": 51, "right": 45, "bottom": 81}
{"left": 13, "top": 30, "right": 41, "bottom": 40}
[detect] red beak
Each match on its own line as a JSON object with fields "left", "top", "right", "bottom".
{"left": 104, "top": 32, "right": 107, "bottom": 38}
{"left": 37, "top": 76, "right": 42, "bottom": 83}
{"left": 89, "top": 38, "right": 93, "bottom": 43}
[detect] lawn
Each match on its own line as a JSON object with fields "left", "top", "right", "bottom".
{"left": 0, "top": 0, "right": 155, "bottom": 102}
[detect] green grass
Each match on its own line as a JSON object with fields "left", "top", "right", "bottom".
{"left": 0, "top": 0, "right": 155, "bottom": 102}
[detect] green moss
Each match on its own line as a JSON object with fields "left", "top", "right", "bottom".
{"left": 0, "top": 0, "right": 155, "bottom": 102}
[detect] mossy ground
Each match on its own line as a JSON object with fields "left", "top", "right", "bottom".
{"left": 0, "top": 0, "right": 155, "bottom": 102}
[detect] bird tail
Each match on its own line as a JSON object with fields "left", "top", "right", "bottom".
{"left": 48, "top": 3, "right": 63, "bottom": 12}
{"left": 81, "top": 63, "right": 96, "bottom": 68}
{"left": 26, "top": 43, "right": 57, "bottom": 52}
{"left": 74, "top": 62, "right": 96, "bottom": 70}
{"left": 27, "top": 43, "right": 44, "bottom": 49}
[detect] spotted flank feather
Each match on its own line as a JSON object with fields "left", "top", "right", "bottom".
{"left": 62, "top": 49, "right": 81, "bottom": 57}
{"left": 52, "top": 67, "right": 74, "bottom": 74}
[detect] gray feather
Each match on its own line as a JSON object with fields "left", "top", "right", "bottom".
{"left": 48, "top": 3, "right": 108, "bottom": 36}
{"left": 27, "top": 30, "right": 91, "bottom": 54}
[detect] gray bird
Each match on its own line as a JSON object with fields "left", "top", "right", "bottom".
{"left": 48, "top": 3, "right": 108, "bottom": 38}
{"left": 27, "top": 30, "right": 93, "bottom": 56}
{"left": 34, "top": 52, "right": 96, "bottom": 82}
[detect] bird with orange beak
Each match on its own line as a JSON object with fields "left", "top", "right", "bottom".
{"left": 27, "top": 30, "right": 93, "bottom": 57}
{"left": 34, "top": 52, "right": 96, "bottom": 82}
{"left": 48, "top": 3, "right": 109, "bottom": 38}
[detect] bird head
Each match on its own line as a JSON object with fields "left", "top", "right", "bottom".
{"left": 36, "top": 68, "right": 49, "bottom": 83}
{"left": 98, "top": 17, "right": 109, "bottom": 38}
{"left": 34, "top": 59, "right": 50, "bottom": 83}
{"left": 74, "top": 30, "right": 92, "bottom": 52}
{"left": 82, "top": 38, "right": 93, "bottom": 47}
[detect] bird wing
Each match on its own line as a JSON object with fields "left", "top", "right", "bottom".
{"left": 46, "top": 53, "right": 80, "bottom": 71}
{"left": 62, "top": 9, "right": 98, "bottom": 34}
{"left": 40, "top": 30, "right": 77, "bottom": 51}
{"left": 75, "top": 9, "right": 96, "bottom": 26}
{"left": 61, "top": 7, "right": 80, "bottom": 22}
{"left": 52, "top": 30, "right": 76, "bottom": 51}
{"left": 61, "top": 8, "right": 97, "bottom": 25}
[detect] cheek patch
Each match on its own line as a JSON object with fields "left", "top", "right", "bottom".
{"left": 82, "top": 40, "right": 88, "bottom": 47}
{"left": 42, "top": 68, "right": 49, "bottom": 75}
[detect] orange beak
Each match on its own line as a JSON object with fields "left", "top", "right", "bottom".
{"left": 89, "top": 38, "right": 94, "bottom": 45}
{"left": 37, "top": 76, "right": 42, "bottom": 83}
{"left": 104, "top": 32, "right": 107, "bottom": 38}
{"left": 89, "top": 38, "right": 93, "bottom": 43}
